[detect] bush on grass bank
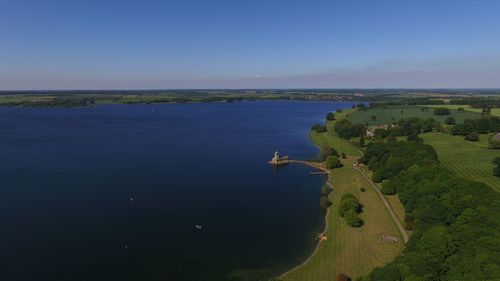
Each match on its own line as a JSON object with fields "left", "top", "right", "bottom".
{"left": 338, "top": 193, "right": 363, "bottom": 227}
{"left": 325, "top": 155, "right": 343, "bottom": 169}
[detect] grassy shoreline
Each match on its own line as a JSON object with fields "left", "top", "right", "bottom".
{"left": 279, "top": 110, "right": 406, "bottom": 281}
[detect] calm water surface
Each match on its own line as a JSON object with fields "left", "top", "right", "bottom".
{"left": 0, "top": 101, "right": 354, "bottom": 281}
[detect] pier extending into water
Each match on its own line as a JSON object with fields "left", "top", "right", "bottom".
{"left": 269, "top": 159, "right": 330, "bottom": 174}
{"left": 268, "top": 150, "right": 330, "bottom": 174}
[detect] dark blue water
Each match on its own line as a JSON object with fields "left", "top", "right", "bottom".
{"left": 0, "top": 101, "right": 354, "bottom": 281}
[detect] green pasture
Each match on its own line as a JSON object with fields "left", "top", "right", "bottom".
{"left": 349, "top": 106, "right": 481, "bottom": 126}
{"left": 423, "top": 104, "right": 500, "bottom": 117}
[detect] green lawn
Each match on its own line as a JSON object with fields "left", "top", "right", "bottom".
{"left": 349, "top": 106, "right": 480, "bottom": 126}
{"left": 422, "top": 132, "right": 500, "bottom": 192}
{"left": 282, "top": 157, "right": 405, "bottom": 281}
{"left": 310, "top": 130, "right": 361, "bottom": 158}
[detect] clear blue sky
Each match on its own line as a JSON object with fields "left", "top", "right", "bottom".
{"left": 1, "top": 0, "right": 500, "bottom": 89}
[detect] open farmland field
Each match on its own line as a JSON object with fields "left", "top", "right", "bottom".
{"left": 422, "top": 132, "right": 500, "bottom": 192}
{"left": 423, "top": 104, "right": 500, "bottom": 117}
{"left": 349, "top": 106, "right": 481, "bottom": 126}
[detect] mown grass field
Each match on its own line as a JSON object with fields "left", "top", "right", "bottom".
{"left": 309, "top": 108, "right": 363, "bottom": 158}
{"left": 422, "top": 132, "right": 500, "bottom": 192}
{"left": 349, "top": 106, "right": 480, "bottom": 126}
{"left": 282, "top": 157, "right": 404, "bottom": 281}
{"left": 310, "top": 130, "right": 361, "bottom": 157}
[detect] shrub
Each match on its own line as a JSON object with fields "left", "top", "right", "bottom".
{"left": 464, "top": 132, "right": 479, "bottom": 141}
{"left": 311, "top": 124, "right": 321, "bottom": 131}
{"left": 311, "top": 123, "right": 327, "bottom": 133}
{"left": 341, "top": 152, "right": 347, "bottom": 159}
{"left": 433, "top": 107, "right": 451, "bottom": 115}
{"left": 325, "top": 155, "right": 343, "bottom": 169}
{"left": 445, "top": 117, "right": 456, "bottom": 125}
{"left": 336, "top": 273, "right": 351, "bottom": 281}
{"left": 321, "top": 184, "right": 333, "bottom": 195}
{"left": 338, "top": 193, "right": 361, "bottom": 217}
{"left": 344, "top": 209, "right": 363, "bottom": 227}
{"left": 360, "top": 187, "right": 366, "bottom": 192}
{"left": 326, "top": 112, "right": 335, "bottom": 121}
{"left": 320, "top": 196, "right": 332, "bottom": 209}
{"left": 319, "top": 147, "right": 339, "bottom": 158}
{"left": 338, "top": 198, "right": 360, "bottom": 217}
{"left": 489, "top": 133, "right": 500, "bottom": 149}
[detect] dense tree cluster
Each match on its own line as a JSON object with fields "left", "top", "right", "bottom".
{"left": 334, "top": 119, "right": 365, "bottom": 138}
{"left": 433, "top": 107, "right": 451, "bottom": 115}
{"left": 338, "top": 193, "right": 363, "bottom": 227}
{"left": 450, "top": 116, "right": 500, "bottom": 135}
{"left": 360, "top": 141, "right": 500, "bottom": 281}
{"left": 362, "top": 141, "right": 438, "bottom": 183}
{"left": 372, "top": 118, "right": 440, "bottom": 140}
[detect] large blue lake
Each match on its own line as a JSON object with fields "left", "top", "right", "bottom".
{"left": 0, "top": 100, "right": 354, "bottom": 281}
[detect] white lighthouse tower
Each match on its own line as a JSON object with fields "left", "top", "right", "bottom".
{"left": 271, "top": 150, "right": 280, "bottom": 164}
{"left": 269, "top": 149, "right": 288, "bottom": 165}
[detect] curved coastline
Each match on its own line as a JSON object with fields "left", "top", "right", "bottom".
{"left": 278, "top": 176, "right": 332, "bottom": 279}
{"left": 275, "top": 141, "right": 333, "bottom": 279}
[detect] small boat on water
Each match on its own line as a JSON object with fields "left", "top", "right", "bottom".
{"left": 195, "top": 225, "right": 202, "bottom": 229}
